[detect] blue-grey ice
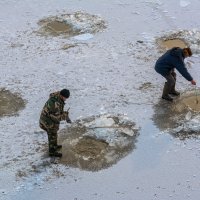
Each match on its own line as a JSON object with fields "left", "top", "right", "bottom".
{"left": 73, "top": 33, "right": 94, "bottom": 41}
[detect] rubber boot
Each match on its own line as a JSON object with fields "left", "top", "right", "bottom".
{"left": 169, "top": 83, "right": 180, "bottom": 96}
{"left": 49, "top": 151, "right": 62, "bottom": 157}
{"left": 162, "top": 82, "right": 173, "bottom": 101}
{"left": 56, "top": 145, "right": 62, "bottom": 150}
{"left": 49, "top": 145, "right": 62, "bottom": 157}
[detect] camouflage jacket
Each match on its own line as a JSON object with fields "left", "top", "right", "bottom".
{"left": 39, "top": 91, "right": 68, "bottom": 131}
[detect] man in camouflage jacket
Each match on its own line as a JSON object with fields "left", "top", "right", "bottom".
{"left": 39, "top": 89, "right": 71, "bottom": 157}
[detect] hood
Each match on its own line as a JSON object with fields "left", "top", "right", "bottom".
{"left": 49, "top": 91, "right": 60, "bottom": 98}
{"left": 49, "top": 91, "right": 64, "bottom": 103}
{"left": 170, "top": 47, "right": 184, "bottom": 58}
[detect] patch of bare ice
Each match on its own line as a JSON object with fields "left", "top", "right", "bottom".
{"left": 73, "top": 33, "right": 94, "bottom": 41}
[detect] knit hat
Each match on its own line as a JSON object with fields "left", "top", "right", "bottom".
{"left": 60, "top": 89, "right": 70, "bottom": 98}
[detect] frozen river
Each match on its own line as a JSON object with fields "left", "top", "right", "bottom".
{"left": 1, "top": 0, "right": 200, "bottom": 199}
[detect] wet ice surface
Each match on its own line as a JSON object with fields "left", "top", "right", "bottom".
{"left": 152, "top": 92, "right": 200, "bottom": 139}
{"left": 1, "top": 0, "right": 200, "bottom": 199}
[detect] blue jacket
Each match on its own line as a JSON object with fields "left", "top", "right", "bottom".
{"left": 155, "top": 47, "right": 193, "bottom": 81}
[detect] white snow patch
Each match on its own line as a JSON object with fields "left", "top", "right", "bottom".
{"left": 180, "top": 0, "right": 191, "bottom": 7}
{"left": 185, "top": 111, "right": 192, "bottom": 121}
{"left": 84, "top": 115, "right": 115, "bottom": 128}
{"left": 77, "top": 114, "right": 139, "bottom": 147}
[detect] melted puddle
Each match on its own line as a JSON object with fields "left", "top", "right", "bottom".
{"left": 153, "top": 90, "right": 200, "bottom": 140}
{"left": 174, "top": 91, "right": 200, "bottom": 112}
{"left": 46, "top": 21, "right": 73, "bottom": 32}
{"left": 177, "top": 96, "right": 200, "bottom": 112}
{"left": 37, "top": 11, "right": 106, "bottom": 38}
{"left": 0, "top": 88, "right": 25, "bottom": 117}
{"left": 58, "top": 114, "right": 139, "bottom": 171}
{"left": 38, "top": 20, "right": 81, "bottom": 37}
{"left": 160, "top": 39, "right": 187, "bottom": 49}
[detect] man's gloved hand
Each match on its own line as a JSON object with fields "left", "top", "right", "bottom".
{"left": 191, "top": 80, "right": 196, "bottom": 85}
{"left": 67, "top": 119, "right": 72, "bottom": 123}
{"left": 66, "top": 116, "right": 72, "bottom": 124}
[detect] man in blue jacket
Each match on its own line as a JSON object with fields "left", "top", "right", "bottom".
{"left": 155, "top": 47, "right": 196, "bottom": 101}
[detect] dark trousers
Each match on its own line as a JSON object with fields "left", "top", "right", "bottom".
{"left": 164, "top": 70, "right": 176, "bottom": 90}
{"left": 160, "top": 70, "right": 177, "bottom": 97}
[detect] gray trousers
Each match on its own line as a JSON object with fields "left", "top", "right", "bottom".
{"left": 164, "top": 70, "right": 176, "bottom": 88}
{"left": 164, "top": 70, "right": 176, "bottom": 91}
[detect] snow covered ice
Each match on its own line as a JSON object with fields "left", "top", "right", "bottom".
{"left": 1, "top": 0, "right": 200, "bottom": 200}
